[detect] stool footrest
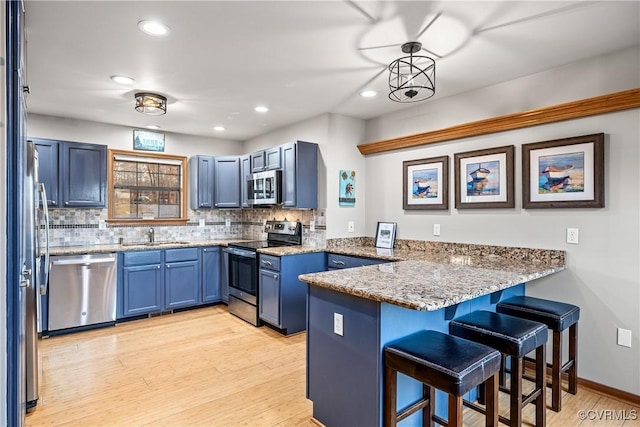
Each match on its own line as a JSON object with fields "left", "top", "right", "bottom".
{"left": 396, "top": 397, "right": 430, "bottom": 423}
{"left": 432, "top": 414, "right": 448, "bottom": 426}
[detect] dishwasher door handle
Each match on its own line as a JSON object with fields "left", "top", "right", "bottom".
{"left": 51, "top": 258, "right": 115, "bottom": 266}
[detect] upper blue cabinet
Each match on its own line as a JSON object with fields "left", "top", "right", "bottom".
{"left": 30, "top": 138, "right": 107, "bottom": 208}
{"left": 189, "top": 155, "right": 214, "bottom": 209}
{"left": 214, "top": 156, "right": 241, "bottom": 208}
{"left": 281, "top": 141, "right": 318, "bottom": 209}
{"left": 250, "top": 146, "right": 281, "bottom": 173}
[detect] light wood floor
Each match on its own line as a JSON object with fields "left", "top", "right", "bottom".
{"left": 27, "top": 305, "right": 639, "bottom": 427}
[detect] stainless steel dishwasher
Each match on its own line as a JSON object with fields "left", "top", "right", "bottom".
{"left": 48, "top": 253, "right": 118, "bottom": 332}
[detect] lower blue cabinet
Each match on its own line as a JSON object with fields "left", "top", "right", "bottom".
{"left": 202, "top": 247, "right": 221, "bottom": 303}
{"left": 259, "top": 267, "right": 280, "bottom": 326}
{"left": 165, "top": 260, "right": 200, "bottom": 309}
{"left": 122, "top": 263, "right": 163, "bottom": 317}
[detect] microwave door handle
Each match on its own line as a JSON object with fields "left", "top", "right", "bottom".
{"left": 38, "top": 183, "right": 50, "bottom": 295}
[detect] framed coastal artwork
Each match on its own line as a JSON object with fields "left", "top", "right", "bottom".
{"left": 339, "top": 170, "right": 356, "bottom": 207}
{"left": 374, "top": 222, "right": 397, "bottom": 249}
{"left": 403, "top": 156, "right": 449, "bottom": 210}
{"left": 454, "top": 145, "right": 514, "bottom": 209}
{"left": 522, "top": 133, "right": 604, "bottom": 208}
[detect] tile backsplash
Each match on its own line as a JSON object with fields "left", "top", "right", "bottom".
{"left": 44, "top": 207, "right": 326, "bottom": 248}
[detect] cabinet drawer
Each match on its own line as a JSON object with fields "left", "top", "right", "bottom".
{"left": 165, "top": 247, "right": 198, "bottom": 262}
{"left": 326, "top": 253, "right": 386, "bottom": 269}
{"left": 259, "top": 254, "right": 281, "bottom": 271}
{"left": 123, "top": 250, "right": 162, "bottom": 266}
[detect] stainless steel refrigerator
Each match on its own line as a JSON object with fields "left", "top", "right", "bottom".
{"left": 24, "top": 141, "right": 50, "bottom": 411}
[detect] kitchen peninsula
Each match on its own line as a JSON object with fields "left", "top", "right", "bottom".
{"left": 298, "top": 240, "right": 565, "bottom": 427}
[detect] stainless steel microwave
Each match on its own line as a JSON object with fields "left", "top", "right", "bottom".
{"left": 248, "top": 170, "right": 282, "bottom": 205}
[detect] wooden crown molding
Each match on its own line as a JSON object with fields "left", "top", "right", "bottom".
{"left": 357, "top": 88, "right": 640, "bottom": 155}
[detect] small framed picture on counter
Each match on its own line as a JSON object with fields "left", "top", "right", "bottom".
{"left": 375, "top": 222, "right": 397, "bottom": 249}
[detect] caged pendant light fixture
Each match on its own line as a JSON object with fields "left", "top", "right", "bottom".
{"left": 388, "top": 41, "right": 435, "bottom": 103}
{"left": 135, "top": 92, "right": 167, "bottom": 115}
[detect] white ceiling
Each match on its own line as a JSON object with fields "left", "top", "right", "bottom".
{"left": 24, "top": 1, "right": 640, "bottom": 142}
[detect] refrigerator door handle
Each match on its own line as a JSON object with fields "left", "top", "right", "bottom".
{"left": 38, "top": 182, "right": 50, "bottom": 295}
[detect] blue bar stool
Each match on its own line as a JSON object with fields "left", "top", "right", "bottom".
{"left": 384, "top": 330, "right": 501, "bottom": 427}
{"left": 450, "top": 311, "right": 548, "bottom": 427}
{"left": 497, "top": 296, "right": 580, "bottom": 412}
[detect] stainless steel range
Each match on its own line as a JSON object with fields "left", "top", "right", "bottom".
{"left": 223, "top": 220, "right": 302, "bottom": 326}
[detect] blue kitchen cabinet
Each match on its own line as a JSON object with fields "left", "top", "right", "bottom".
{"left": 326, "top": 253, "right": 389, "bottom": 271}
{"left": 201, "top": 247, "right": 221, "bottom": 303}
{"left": 281, "top": 141, "right": 318, "bottom": 209}
{"left": 258, "top": 252, "right": 325, "bottom": 335}
{"left": 120, "top": 251, "right": 163, "bottom": 318}
{"left": 214, "top": 156, "right": 241, "bottom": 208}
{"left": 189, "top": 155, "right": 215, "bottom": 209}
{"left": 30, "top": 138, "right": 59, "bottom": 207}
{"left": 60, "top": 141, "right": 107, "bottom": 207}
{"left": 240, "top": 155, "right": 251, "bottom": 208}
{"left": 250, "top": 146, "right": 281, "bottom": 173}
{"left": 165, "top": 248, "right": 200, "bottom": 309}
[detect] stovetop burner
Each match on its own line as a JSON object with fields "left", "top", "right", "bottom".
{"left": 227, "top": 240, "right": 293, "bottom": 250}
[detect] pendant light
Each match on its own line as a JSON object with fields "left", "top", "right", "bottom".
{"left": 388, "top": 42, "right": 435, "bottom": 103}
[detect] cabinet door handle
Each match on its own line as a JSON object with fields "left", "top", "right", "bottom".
{"left": 64, "top": 201, "right": 70, "bottom": 206}
{"left": 50, "top": 200, "right": 57, "bottom": 205}
{"left": 331, "top": 260, "right": 346, "bottom": 266}
{"left": 262, "top": 260, "right": 273, "bottom": 266}
{"left": 272, "top": 274, "right": 278, "bottom": 279}
{"left": 156, "top": 265, "right": 161, "bottom": 269}
{"left": 166, "top": 264, "right": 171, "bottom": 268}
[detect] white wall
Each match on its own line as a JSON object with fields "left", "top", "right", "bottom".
{"left": 27, "top": 113, "right": 241, "bottom": 157}
{"left": 363, "top": 46, "right": 640, "bottom": 394}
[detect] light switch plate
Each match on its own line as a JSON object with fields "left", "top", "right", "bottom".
{"left": 198, "top": 218, "right": 205, "bottom": 228}
{"left": 348, "top": 221, "right": 354, "bottom": 233}
{"left": 309, "top": 220, "right": 315, "bottom": 232}
{"left": 98, "top": 220, "right": 106, "bottom": 230}
{"left": 433, "top": 224, "right": 441, "bottom": 236}
{"left": 617, "top": 328, "right": 632, "bottom": 347}
{"left": 225, "top": 218, "right": 231, "bottom": 228}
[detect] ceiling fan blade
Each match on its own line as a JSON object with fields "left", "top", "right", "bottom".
{"left": 414, "top": 11, "right": 442, "bottom": 40}
{"left": 344, "top": 0, "right": 378, "bottom": 24}
{"left": 358, "top": 43, "right": 402, "bottom": 51}
{"left": 421, "top": 47, "right": 442, "bottom": 59}
{"left": 474, "top": 2, "right": 591, "bottom": 34}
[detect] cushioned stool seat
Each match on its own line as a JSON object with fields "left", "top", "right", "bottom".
{"left": 384, "top": 330, "right": 501, "bottom": 427}
{"left": 497, "top": 296, "right": 580, "bottom": 412}
{"left": 450, "top": 310, "right": 548, "bottom": 427}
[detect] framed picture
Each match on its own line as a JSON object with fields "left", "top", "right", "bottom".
{"left": 522, "top": 133, "right": 604, "bottom": 208}
{"left": 454, "top": 145, "right": 514, "bottom": 209}
{"left": 339, "top": 170, "right": 356, "bottom": 207}
{"left": 375, "top": 222, "right": 397, "bottom": 249}
{"left": 403, "top": 156, "right": 449, "bottom": 210}
{"left": 133, "top": 129, "right": 165, "bottom": 152}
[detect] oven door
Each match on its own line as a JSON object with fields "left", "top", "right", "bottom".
{"left": 224, "top": 247, "right": 258, "bottom": 305}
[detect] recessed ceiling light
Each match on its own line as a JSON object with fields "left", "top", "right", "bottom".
{"left": 110, "top": 75, "right": 135, "bottom": 85}
{"left": 360, "top": 90, "right": 377, "bottom": 98}
{"left": 145, "top": 125, "right": 160, "bottom": 130}
{"left": 138, "top": 20, "right": 170, "bottom": 36}
{"left": 254, "top": 106, "right": 269, "bottom": 113}
{"left": 213, "top": 126, "right": 226, "bottom": 131}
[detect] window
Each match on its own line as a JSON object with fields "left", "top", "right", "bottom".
{"left": 108, "top": 149, "right": 188, "bottom": 224}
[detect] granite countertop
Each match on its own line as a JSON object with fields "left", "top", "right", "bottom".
{"left": 48, "top": 239, "right": 247, "bottom": 256}
{"left": 298, "top": 251, "right": 565, "bottom": 312}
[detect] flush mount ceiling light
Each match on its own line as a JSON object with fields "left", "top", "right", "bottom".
{"left": 135, "top": 92, "right": 167, "bottom": 115}
{"left": 388, "top": 41, "right": 435, "bottom": 103}
{"left": 213, "top": 126, "right": 225, "bottom": 131}
{"left": 110, "top": 75, "right": 135, "bottom": 85}
{"left": 145, "top": 124, "right": 161, "bottom": 130}
{"left": 360, "top": 90, "right": 377, "bottom": 98}
{"left": 254, "top": 105, "right": 269, "bottom": 113}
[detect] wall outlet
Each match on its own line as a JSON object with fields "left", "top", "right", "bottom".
{"left": 198, "top": 218, "right": 205, "bottom": 228}
{"left": 348, "top": 221, "right": 354, "bottom": 233}
{"left": 225, "top": 218, "right": 231, "bottom": 228}
{"left": 433, "top": 224, "right": 441, "bottom": 236}
{"left": 617, "top": 328, "right": 632, "bottom": 347}
{"left": 309, "top": 220, "right": 315, "bottom": 232}
{"left": 98, "top": 220, "right": 106, "bottom": 230}
{"left": 334, "top": 313, "right": 344, "bottom": 336}
{"left": 567, "top": 228, "right": 579, "bottom": 244}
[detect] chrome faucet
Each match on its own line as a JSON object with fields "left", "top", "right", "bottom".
{"left": 148, "top": 227, "right": 154, "bottom": 243}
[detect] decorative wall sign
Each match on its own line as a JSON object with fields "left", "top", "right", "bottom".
{"left": 375, "top": 222, "right": 397, "bottom": 249}
{"left": 522, "top": 133, "right": 604, "bottom": 208}
{"left": 133, "top": 129, "right": 165, "bottom": 152}
{"left": 454, "top": 145, "right": 514, "bottom": 209}
{"left": 403, "top": 156, "right": 449, "bottom": 210}
{"left": 339, "top": 170, "right": 356, "bottom": 206}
